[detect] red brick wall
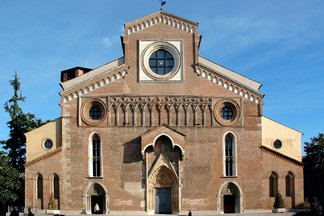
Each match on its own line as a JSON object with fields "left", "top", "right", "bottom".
{"left": 25, "top": 12, "right": 302, "bottom": 213}
{"left": 261, "top": 148, "right": 304, "bottom": 209}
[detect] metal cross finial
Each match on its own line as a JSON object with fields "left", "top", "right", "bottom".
{"left": 160, "top": 0, "right": 166, "bottom": 10}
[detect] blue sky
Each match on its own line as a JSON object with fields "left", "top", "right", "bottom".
{"left": 1, "top": 0, "right": 323, "bottom": 154}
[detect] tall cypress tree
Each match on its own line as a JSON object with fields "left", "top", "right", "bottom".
{"left": 1, "top": 73, "right": 45, "bottom": 206}
{"left": 2, "top": 73, "right": 27, "bottom": 172}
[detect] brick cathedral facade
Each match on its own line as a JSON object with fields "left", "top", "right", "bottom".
{"left": 25, "top": 11, "right": 303, "bottom": 214}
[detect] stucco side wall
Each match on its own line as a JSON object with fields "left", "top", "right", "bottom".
{"left": 261, "top": 116, "right": 302, "bottom": 161}
{"left": 25, "top": 118, "right": 62, "bottom": 162}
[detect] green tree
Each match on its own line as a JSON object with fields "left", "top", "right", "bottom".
{"left": 273, "top": 193, "right": 285, "bottom": 208}
{"left": 0, "top": 151, "right": 20, "bottom": 203}
{"left": 304, "top": 133, "right": 324, "bottom": 215}
{"left": 305, "top": 133, "right": 324, "bottom": 156}
{"left": 0, "top": 73, "right": 45, "bottom": 206}
{"left": 1, "top": 73, "right": 44, "bottom": 171}
{"left": 47, "top": 193, "right": 57, "bottom": 210}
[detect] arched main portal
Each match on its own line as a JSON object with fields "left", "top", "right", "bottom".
{"left": 218, "top": 182, "right": 243, "bottom": 214}
{"left": 148, "top": 165, "right": 179, "bottom": 214}
{"left": 144, "top": 135, "right": 182, "bottom": 215}
{"left": 83, "top": 183, "right": 109, "bottom": 214}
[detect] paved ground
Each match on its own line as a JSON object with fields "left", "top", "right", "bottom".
{"left": 8, "top": 211, "right": 300, "bottom": 216}
{"left": 98, "top": 214, "right": 296, "bottom": 216}
{"left": 86, "top": 211, "right": 297, "bottom": 216}
{"left": 176, "top": 213, "right": 295, "bottom": 216}
{"left": 7, "top": 213, "right": 299, "bottom": 216}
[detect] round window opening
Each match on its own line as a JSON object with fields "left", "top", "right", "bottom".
{"left": 220, "top": 105, "right": 234, "bottom": 120}
{"left": 273, "top": 139, "right": 282, "bottom": 149}
{"left": 149, "top": 49, "right": 174, "bottom": 75}
{"left": 43, "top": 139, "right": 53, "bottom": 150}
{"left": 81, "top": 99, "right": 106, "bottom": 125}
{"left": 89, "top": 105, "right": 102, "bottom": 120}
{"left": 214, "top": 100, "right": 240, "bottom": 126}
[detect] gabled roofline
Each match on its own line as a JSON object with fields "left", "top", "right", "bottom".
{"left": 25, "top": 147, "right": 62, "bottom": 168}
{"left": 198, "top": 56, "right": 262, "bottom": 93}
{"left": 260, "top": 146, "right": 303, "bottom": 166}
{"left": 60, "top": 57, "right": 125, "bottom": 92}
{"left": 159, "top": 10, "right": 199, "bottom": 26}
{"left": 24, "top": 117, "right": 61, "bottom": 135}
{"left": 124, "top": 10, "right": 199, "bottom": 36}
{"left": 262, "top": 116, "right": 303, "bottom": 135}
{"left": 125, "top": 10, "right": 198, "bottom": 27}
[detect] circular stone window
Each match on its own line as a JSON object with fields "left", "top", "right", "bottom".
{"left": 81, "top": 99, "right": 106, "bottom": 125}
{"left": 43, "top": 139, "right": 53, "bottom": 150}
{"left": 89, "top": 105, "right": 103, "bottom": 120}
{"left": 141, "top": 42, "right": 180, "bottom": 80}
{"left": 220, "top": 105, "right": 234, "bottom": 120}
{"left": 214, "top": 99, "right": 240, "bottom": 126}
{"left": 273, "top": 139, "right": 283, "bottom": 149}
{"left": 149, "top": 49, "right": 174, "bottom": 75}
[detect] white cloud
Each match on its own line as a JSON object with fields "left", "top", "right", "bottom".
{"left": 217, "top": 17, "right": 301, "bottom": 45}
{"left": 198, "top": 13, "right": 321, "bottom": 69}
{"left": 102, "top": 37, "right": 112, "bottom": 48}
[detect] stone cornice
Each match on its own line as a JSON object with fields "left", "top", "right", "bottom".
{"left": 124, "top": 10, "right": 198, "bottom": 35}
{"left": 106, "top": 95, "right": 212, "bottom": 110}
{"left": 260, "top": 146, "right": 304, "bottom": 167}
{"left": 61, "top": 63, "right": 127, "bottom": 103}
{"left": 60, "top": 54, "right": 264, "bottom": 105}
{"left": 196, "top": 56, "right": 263, "bottom": 104}
{"left": 61, "top": 57, "right": 124, "bottom": 91}
{"left": 25, "top": 147, "right": 62, "bottom": 168}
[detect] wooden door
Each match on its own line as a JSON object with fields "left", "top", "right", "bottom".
{"left": 155, "top": 188, "right": 172, "bottom": 214}
{"left": 224, "top": 195, "right": 235, "bottom": 213}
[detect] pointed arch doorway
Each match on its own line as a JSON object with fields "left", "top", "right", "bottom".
{"left": 83, "top": 183, "right": 109, "bottom": 214}
{"left": 142, "top": 133, "right": 184, "bottom": 215}
{"left": 150, "top": 166, "right": 178, "bottom": 214}
{"left": 218, "top": 182, "right": 243, "bottom": 214}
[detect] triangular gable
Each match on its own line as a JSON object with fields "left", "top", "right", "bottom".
{"left": 148, "top": 152, "right": 179, "bottom": 178}
{"left": 261, "top": 116, "right": 303, "bottom": 161}
{"left": 60, "top": 11, "right": 263, "bottom": 105}
{"left": 196, "top": 56, "right": 263, "bottom": 104}
{"left": 124, "top": 10, "right": 198, "bottom": 36}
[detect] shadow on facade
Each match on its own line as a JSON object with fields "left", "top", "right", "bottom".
{"left": 123, "top": 136, "right": 142, "bottom": 163}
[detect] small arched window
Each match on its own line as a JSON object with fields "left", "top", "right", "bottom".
{"left": 286, "top": 172, "right": 294, "bottom": 197}
{"left": 269, "top": 172, "right": 278, "bottom": 197}
{"left": 92, "top": 134, "right": 101, "bottom": 177}
{"left": 37, "top": 173, "right": 44, "bottom": 209}
{"left": 53, "top": 174, "right": 59, "bottom": 199}
{"left": 224, "top": 133, "right": 236, "bottom": 176}
{"left": 37, "top": 174, "right": 43, "bottom": 199}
